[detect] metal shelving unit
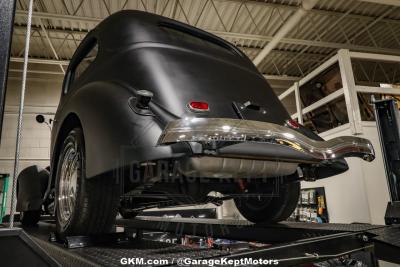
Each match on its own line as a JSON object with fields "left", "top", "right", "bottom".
{"left": 0, "top": 174, "right": 9, "bottom": 224}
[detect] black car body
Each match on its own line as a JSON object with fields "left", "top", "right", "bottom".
{"left": 52, "top": 10, "right": 373, "bottom": 179}
{"left": 17, "top": 10, "right": 374, "bottom": 236}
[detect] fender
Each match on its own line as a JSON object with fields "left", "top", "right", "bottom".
{"left": 16, "top": 165, "right": 49, "bottom": 212}
{"left": 50, "top": 81, "right": 192, "bottom": 180}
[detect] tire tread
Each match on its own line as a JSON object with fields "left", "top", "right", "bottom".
{"left": 56, "top": 128, "right": 120, "bottom": 237}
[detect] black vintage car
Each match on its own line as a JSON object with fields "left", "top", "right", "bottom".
{"left": 17, "top": 10, "right": 374, "bottom": 237}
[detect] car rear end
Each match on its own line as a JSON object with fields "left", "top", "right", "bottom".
{"left": 100, "top": 11, "right": 375, "bottom": 181}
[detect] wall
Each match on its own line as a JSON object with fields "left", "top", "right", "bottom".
{"left": 0, "top": 76, "right": 61, "bottom": 213}
{"left": 302, "top": 122, "right": 390, "bottom": 225}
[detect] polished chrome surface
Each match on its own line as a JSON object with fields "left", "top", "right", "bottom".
{"left": 58, "top": 145, "right": 79, "bottom": 226}
{"left": 178, "top": 156, "right": 298, "bottom": 178}
{"left": 157, "top": 118, "right": 375, "bottom": 162}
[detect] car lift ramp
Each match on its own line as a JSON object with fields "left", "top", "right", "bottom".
{"left": 15, "top": 216, "right": 400, "bottom": 267}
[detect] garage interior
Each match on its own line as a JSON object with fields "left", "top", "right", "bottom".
{"left": 1, "top": 0, "right": 400, "bottom": 266}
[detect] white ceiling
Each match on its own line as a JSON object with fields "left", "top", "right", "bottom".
{"left": 9, "top": 0, "right": 400, "bottom": 86}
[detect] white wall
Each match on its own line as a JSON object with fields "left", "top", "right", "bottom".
{"left": 0, "top": 77, "right": 61, "bottom": 212}
{"left": 302, "top": 122, "right": 390, "bottom": 225}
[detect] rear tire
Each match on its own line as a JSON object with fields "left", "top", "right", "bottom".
{"left": 234, "top": 180, "right": 300, "bottom": 223}
{"left": 20, "top": 210, "right": 41, "bottom": 226}
{"left": 55, "top": 128, "right": 120, "bottom": 238}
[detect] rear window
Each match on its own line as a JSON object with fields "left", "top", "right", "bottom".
{"left": 64, "top": 40, "right": 98, "bottom": 94}
{"left": 74, "top": 43, "right": 98, "bottom": 83}
{"left": 159, "top": 26, "right": 236, "bottom": 56}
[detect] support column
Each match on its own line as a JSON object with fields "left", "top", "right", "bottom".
{"left": 0, "top": 0, "right": 17, "bottom": 135}
{"left": 338, "top": 49, "right": 363, "bottom": 134}
{"left": 294, "top": 82, "right": 303, "bottom": 124}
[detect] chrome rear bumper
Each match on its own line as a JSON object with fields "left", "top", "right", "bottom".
{"left": 157, "top": 118, "right": 375, "bottom": 162}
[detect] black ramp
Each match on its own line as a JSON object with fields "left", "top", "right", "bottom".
{"left": 0, "top": 228, "right": 60, "bottom": 267}
{"left": 27, "top": 222, "right": 229, "bottom": 267}
{"left": 17, "top": 219, "right": 400, "bottom": 266}
{"left": 117, "top": 216, "right": 385, "bottom": 243}
{"left": 369, "top": 225, "right": 400, "bottom": 264}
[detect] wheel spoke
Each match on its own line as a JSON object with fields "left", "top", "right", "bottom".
{"left": 57, "top": 143, "right": 79, "bottom": 226}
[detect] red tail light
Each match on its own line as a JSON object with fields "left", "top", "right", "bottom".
{"left": 286, "top": 119, "right": 300, "bottom": 129}
{"left": 188, "top": 101, "right": 209, "bottom": 112}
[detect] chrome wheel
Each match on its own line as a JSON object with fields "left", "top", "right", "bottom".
{"left": 57, "top": 144, "right": 79, "bottom": 227}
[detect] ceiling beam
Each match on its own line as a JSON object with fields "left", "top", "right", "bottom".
{"left": 9, "top": 68, "right": 64, "bottom": 75}
{"left": 216, "top": 0, "right": 400, "bottom": 25}
{"left": 14, "top": 10, "right": 400, "bottom": 56}
{"left": 15, "top": 10, "right": 101, "bottom": 24}
{"left": 10, "top": 57, "right": 70, "bottom": 65}
{"left": 11, "top": 31, "right": 330, "bottom": 62}
{"left": 242, "top": 47, "right": 329, "bottom": 60}
{"left": 15, "top": 0, "right": 400, "bottom": 24}
{"left": 253, "top": 0, "right": 319, "bottom": 66}
{"left": 215, "top": 31, "right": 400, "bottom": 56}
{"left": 10, "top": 58, "right": 300, "bottom": 81}
{"left": 38, "top": 19, "right": 65, "bottom": 73}
{"left": 359, "top": 0, "right": 400, "bottom": 7}
{"left": 15, "top": 2, "right": 400, "bottom": 26}
{"left": 264, "top": 75, "right": 300, "bottom": 81}
{"left": 13, "top": 24, "right": 88, "bottom": 35}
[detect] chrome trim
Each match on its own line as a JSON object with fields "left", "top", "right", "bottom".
{"left": 178, "top": 156, "right": 298, "bottom": 178}
{"left": 58, "top": 145, "right": 79, "bottom": 227}
{"left": 157, "top": 118, "right": 375, "bottom": 162}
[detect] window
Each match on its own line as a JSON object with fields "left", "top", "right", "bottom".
{"left": 358, "top": 92, "right": 400, "bottom": 121}
{"left": 352, "top": 59, "right": 400, "bottom": 87}
{"left": 64, "top": 40, "right": 98, "bottom": 94}
{"left": 65, "top": 42, "right": 99, "bottom": 93}
{"left": 299, "top": 63, "right": 348, "bottom": 133}
{"left": 73, "top": 43, "right": 98, "bottom": 83}
{"left": 299, "top": 63, "right": 343, "bottom": 107}
{"left": 280, "top": 91, "right": 298, "bottom": 115}
{"left": 302, "top": 96, "right": 349, "bottom": 133}
{"left": 159, "top": 25, "right": 236, "bottom": 56}
{"left": 351, "top": 58, "right": 400, "bottom": 121}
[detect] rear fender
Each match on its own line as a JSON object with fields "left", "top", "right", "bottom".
{"left": 51, "top": 81, "right": 192, "bottom": 179}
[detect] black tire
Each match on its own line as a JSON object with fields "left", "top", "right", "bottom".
{"left": 234, "top": 181, "right": 300, "bottom": 223}
{"left": 55, "top": 128, "right": 120, "bottom": 238}
{"left": 20, "top": 210, "right": 41, "bottom": 226}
